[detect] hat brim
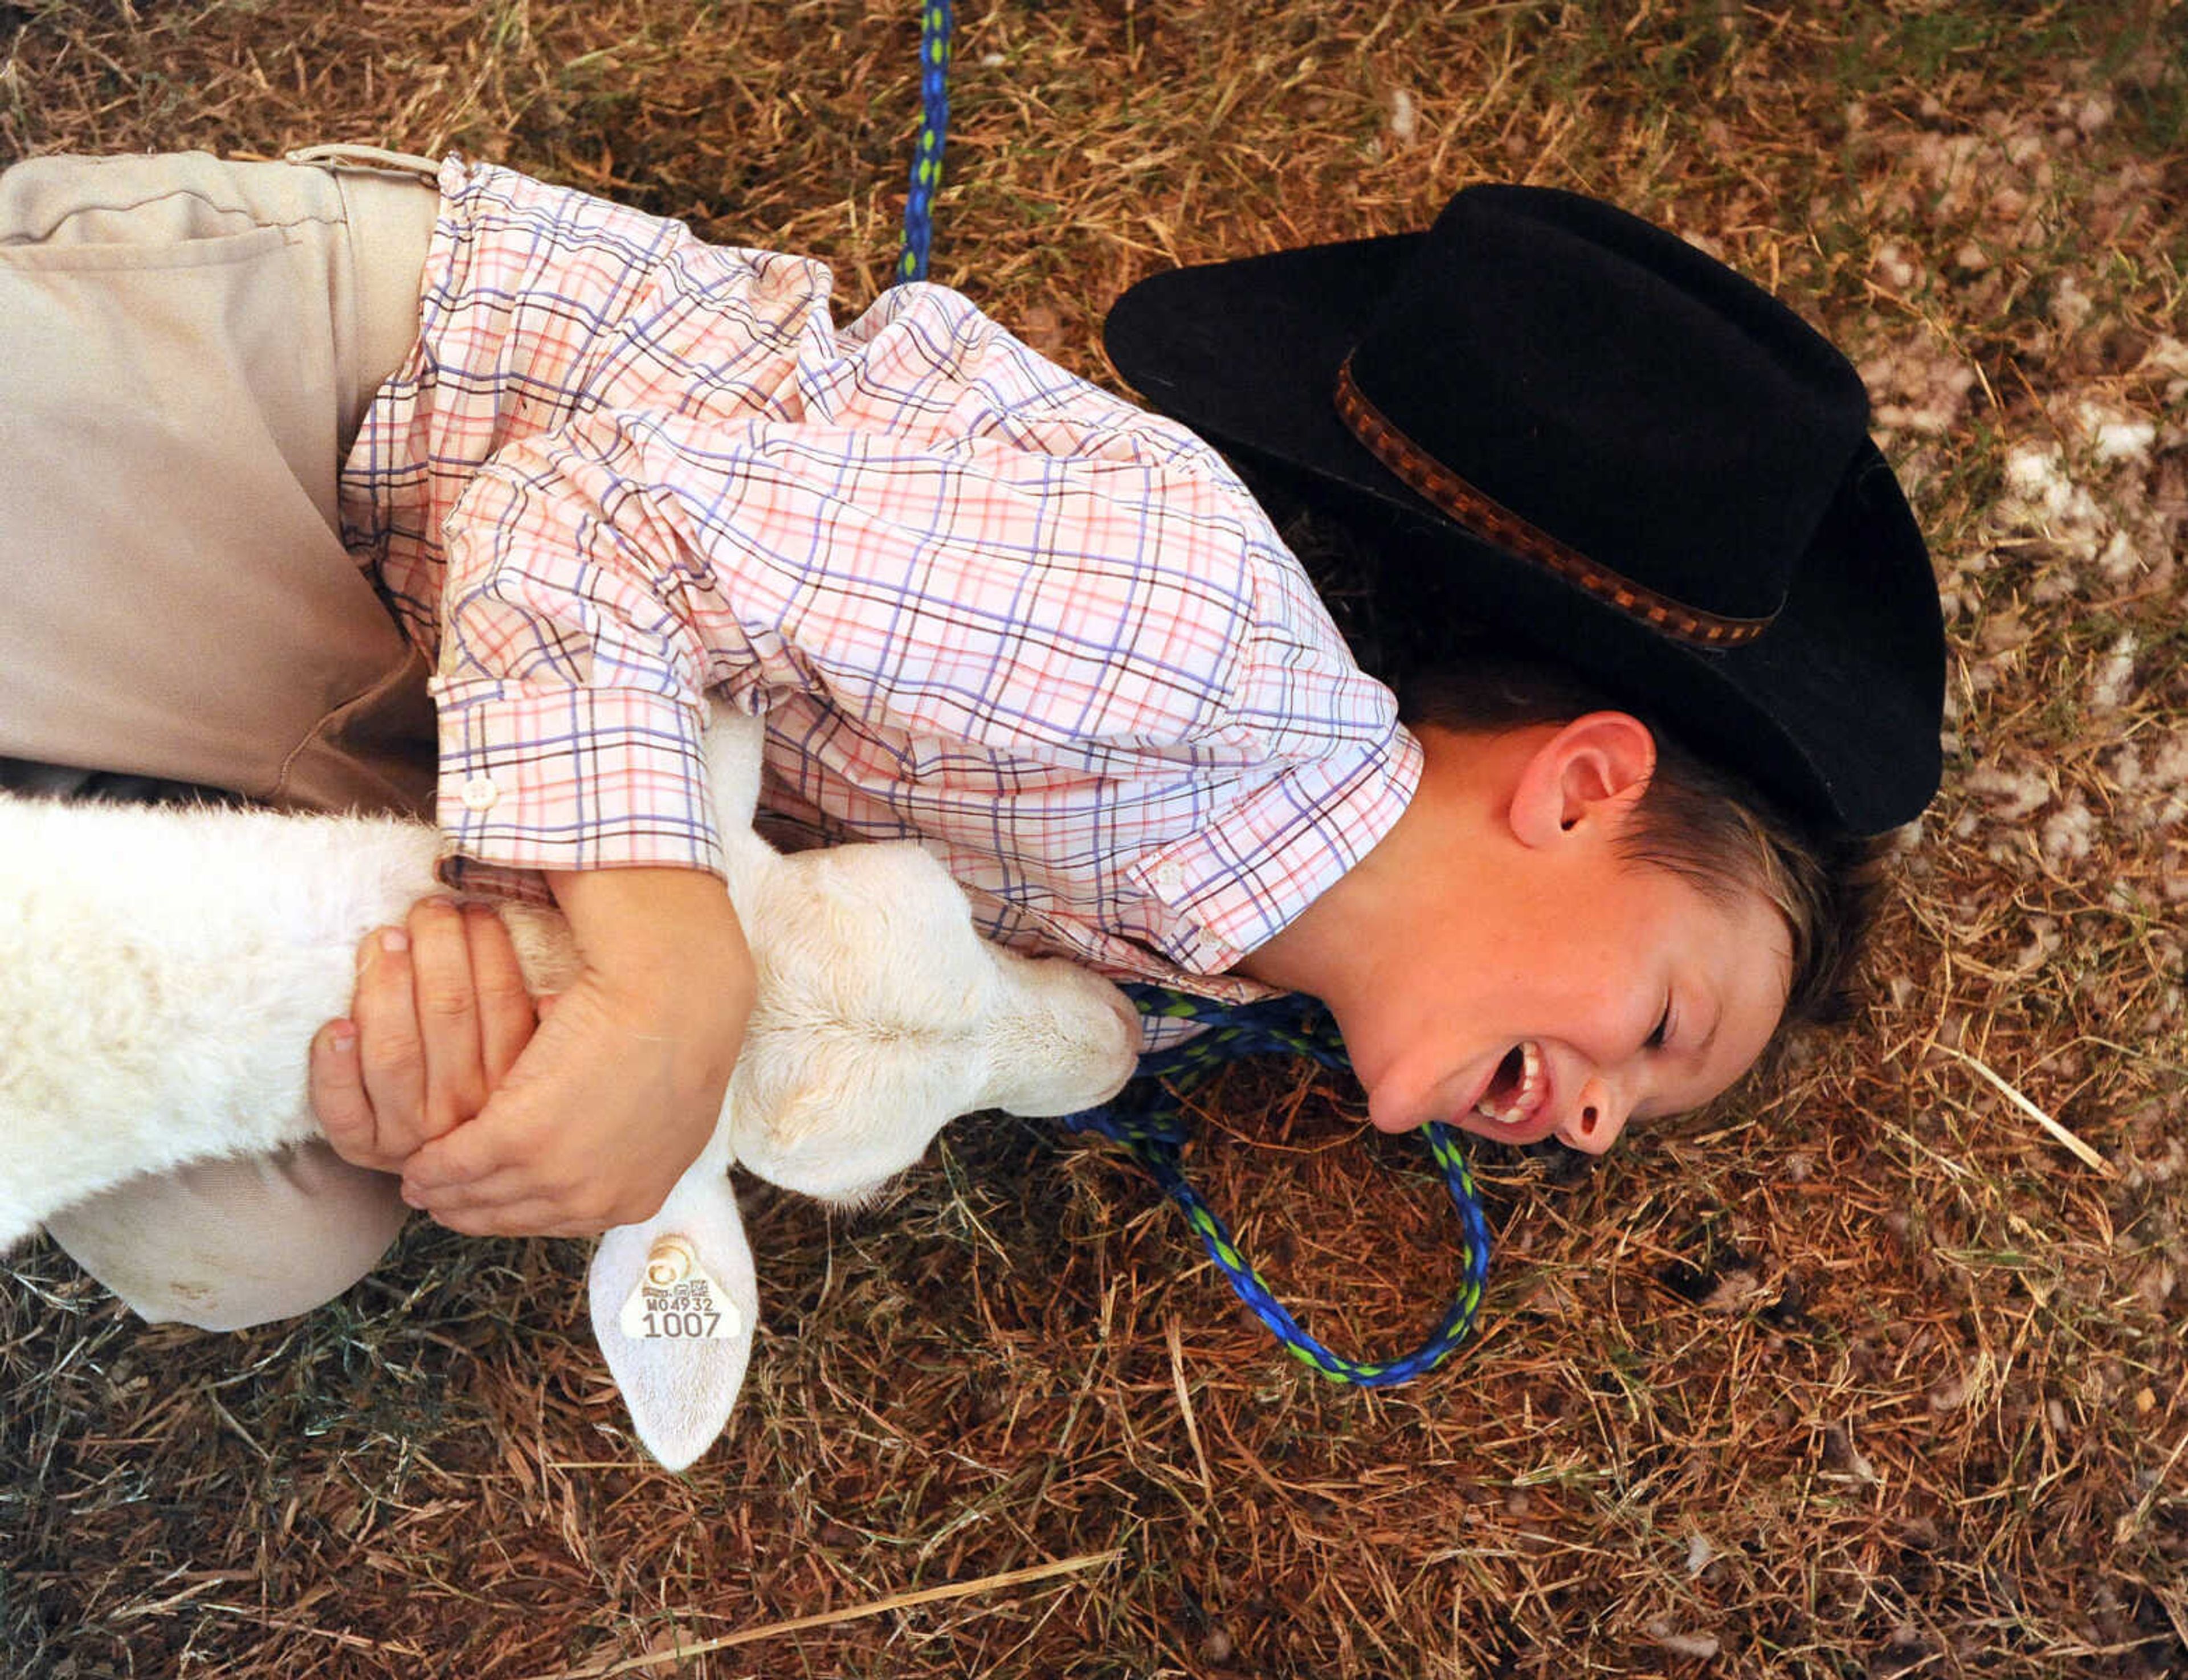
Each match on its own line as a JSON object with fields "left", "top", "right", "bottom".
{"left": 1103, "top": 236, "right": 1944, "bottom": 836}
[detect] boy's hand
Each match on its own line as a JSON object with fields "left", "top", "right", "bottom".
{"left": 312, "top": 896, "right": 540, "bottom": 1172}
{"left": 312, "top": 868, "right": 754, "bottom": 1238}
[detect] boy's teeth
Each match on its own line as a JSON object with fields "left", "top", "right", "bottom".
{"left": 1473, "top": 1041, "right": 1544, "bottom": 1126}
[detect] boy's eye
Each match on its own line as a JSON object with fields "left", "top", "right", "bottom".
{"left": 1647, "top": 999, "right": 1673, "bottom": 1050}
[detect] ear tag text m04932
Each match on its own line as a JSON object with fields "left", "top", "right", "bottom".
{"left": 619, "top": 1234, "right": 743, "bottom": 1342}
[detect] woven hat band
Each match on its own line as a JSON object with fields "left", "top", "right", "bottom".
{"left": 1332, "top": 355, "right": 1772, "bottom": 650}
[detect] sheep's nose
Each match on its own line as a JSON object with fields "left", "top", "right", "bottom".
{"left": 1054, "top": 976, "right": 1141, "bottom": 1108}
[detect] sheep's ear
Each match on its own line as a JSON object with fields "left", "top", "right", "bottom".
{"left": 586, "top": 1167, "right": 760, "bottom": 1474}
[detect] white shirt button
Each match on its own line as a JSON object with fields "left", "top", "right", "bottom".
{"left": 1150, "top": 861, "right": 1187, "bottom": 897}
{"left": 459, "top": 775, "right": 500, "bottom": 812}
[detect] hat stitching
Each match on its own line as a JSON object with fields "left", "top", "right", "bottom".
{"left": 1332, "top": 356, "right": 1771, "bottom": 650}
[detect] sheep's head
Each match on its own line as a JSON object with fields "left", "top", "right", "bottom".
{"left": 726, "top": 840, "right": 1141, "bottom": 1204}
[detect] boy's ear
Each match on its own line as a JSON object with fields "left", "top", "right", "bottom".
{"left": 1505, "top": 712, "right": 1658, "bottom": 847}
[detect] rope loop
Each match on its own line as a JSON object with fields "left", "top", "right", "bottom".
{"left": 1058, "top": 985, "right": 1492, "bottom": 1387}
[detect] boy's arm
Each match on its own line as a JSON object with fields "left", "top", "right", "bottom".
{"left": 314, "top": 866, "right": 753, "bottom": 1237}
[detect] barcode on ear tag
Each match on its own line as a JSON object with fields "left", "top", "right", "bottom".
{"left": 619, "top": 1235, "right": 742, "bottom": 1341}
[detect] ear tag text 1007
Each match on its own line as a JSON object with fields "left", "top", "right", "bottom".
{"left": 619, "top": 1234, "right": 742, "bottom": 1341}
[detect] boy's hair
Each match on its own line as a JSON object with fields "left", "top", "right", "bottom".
{"left": 1271, "top": 498, "right": 1885, "bottom": 1030}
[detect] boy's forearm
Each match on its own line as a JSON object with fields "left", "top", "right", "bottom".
{"left": 545, "top": 866, "right": 755, "bottom": 1013}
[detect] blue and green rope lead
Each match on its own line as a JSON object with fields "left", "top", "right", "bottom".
{"left": 895, "top": 0, "right": 954, "bottom": 284}
{"left": 1059, "top": 986, "right": 1493, "bottom": 1388}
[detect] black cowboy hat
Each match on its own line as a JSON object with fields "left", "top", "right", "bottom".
{"left": 1103, "top": 185, "right": 1945, "bottom": 837}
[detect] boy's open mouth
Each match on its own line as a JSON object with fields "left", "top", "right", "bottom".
{"left": 1472, "top": 1040, "right": 1547, "bottom": 1128}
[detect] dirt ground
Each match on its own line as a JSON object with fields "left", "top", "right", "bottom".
{"left": 3, "top": 2, "right": 2185, "bottom": 1675}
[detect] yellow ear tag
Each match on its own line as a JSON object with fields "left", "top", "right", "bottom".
{"left": 619, "top": 1235, "right": 742, "bottom": 1341}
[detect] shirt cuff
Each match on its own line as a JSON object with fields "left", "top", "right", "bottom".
{"left": 428, "top": 679, "right": 726, "bottom": 902}
{"left": 1129, "top": 724, "right": 1425, "bottom": 972}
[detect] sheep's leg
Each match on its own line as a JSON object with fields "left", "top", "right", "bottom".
{"left": 0, "top": 804, "right": 406, "bottom": 1246}
{"left": 0, "top": 793, "right": 579, "bottom": 1251}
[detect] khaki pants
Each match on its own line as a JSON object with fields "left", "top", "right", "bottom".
{"left": 1, "top": 145, "right": 443, "bottom": 1330}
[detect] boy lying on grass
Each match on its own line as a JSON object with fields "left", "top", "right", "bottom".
{"left": 0, "top": 149, "right": 1942, "bottom": 1329}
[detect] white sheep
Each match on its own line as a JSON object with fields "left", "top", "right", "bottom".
{"left": 0, "top": 703, "right": 1142, "bottom": 1469}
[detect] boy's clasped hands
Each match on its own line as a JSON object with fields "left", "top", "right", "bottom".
{"left": 309, "top": 866, "right": 752, "bottom": 1237}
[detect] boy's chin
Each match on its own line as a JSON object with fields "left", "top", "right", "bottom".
{"left": 1365, "top": 1106, "right": 1425, "bottom": 1136}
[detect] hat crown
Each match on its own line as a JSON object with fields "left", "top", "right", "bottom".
{"left": 1345, "top": 186, "right": 1873, "bottom": 624}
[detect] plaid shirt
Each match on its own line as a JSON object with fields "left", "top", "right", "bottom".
{"left": 340, "top": 159, "right": 1420, "bottom": 1014}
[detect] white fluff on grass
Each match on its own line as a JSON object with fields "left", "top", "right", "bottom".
{"left": 1961, "top": 762, "right": 2054, "bottom": 824}
{"left": 2040, "top": 798, "right": 2098, "bottom": 870}
{"left": 2073, "top": 400, "right": 2158, "bottom": 468}
{"left": 2146, "top": 736, "right": 2188, "bottom": 833}
{"left": 1860, "top": 332, "right": 1978, "bottom": 438}
{"left": 2088, "top": 631, "right": 2140, "bottom": 713}
{"left": 0, "top": 703, "right": 1141, "bottom": 1470}
{"left": 2001, "top": 442, "right": 2107, "bottom": 545}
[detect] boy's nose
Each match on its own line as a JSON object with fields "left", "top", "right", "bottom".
{"left": 1558, "top": 1078, "right": 1630, "bottom": 1155}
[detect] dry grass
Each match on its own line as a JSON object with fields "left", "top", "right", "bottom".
{"left": 5, "top": 1, "right": 2187, "bottom": 1674}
